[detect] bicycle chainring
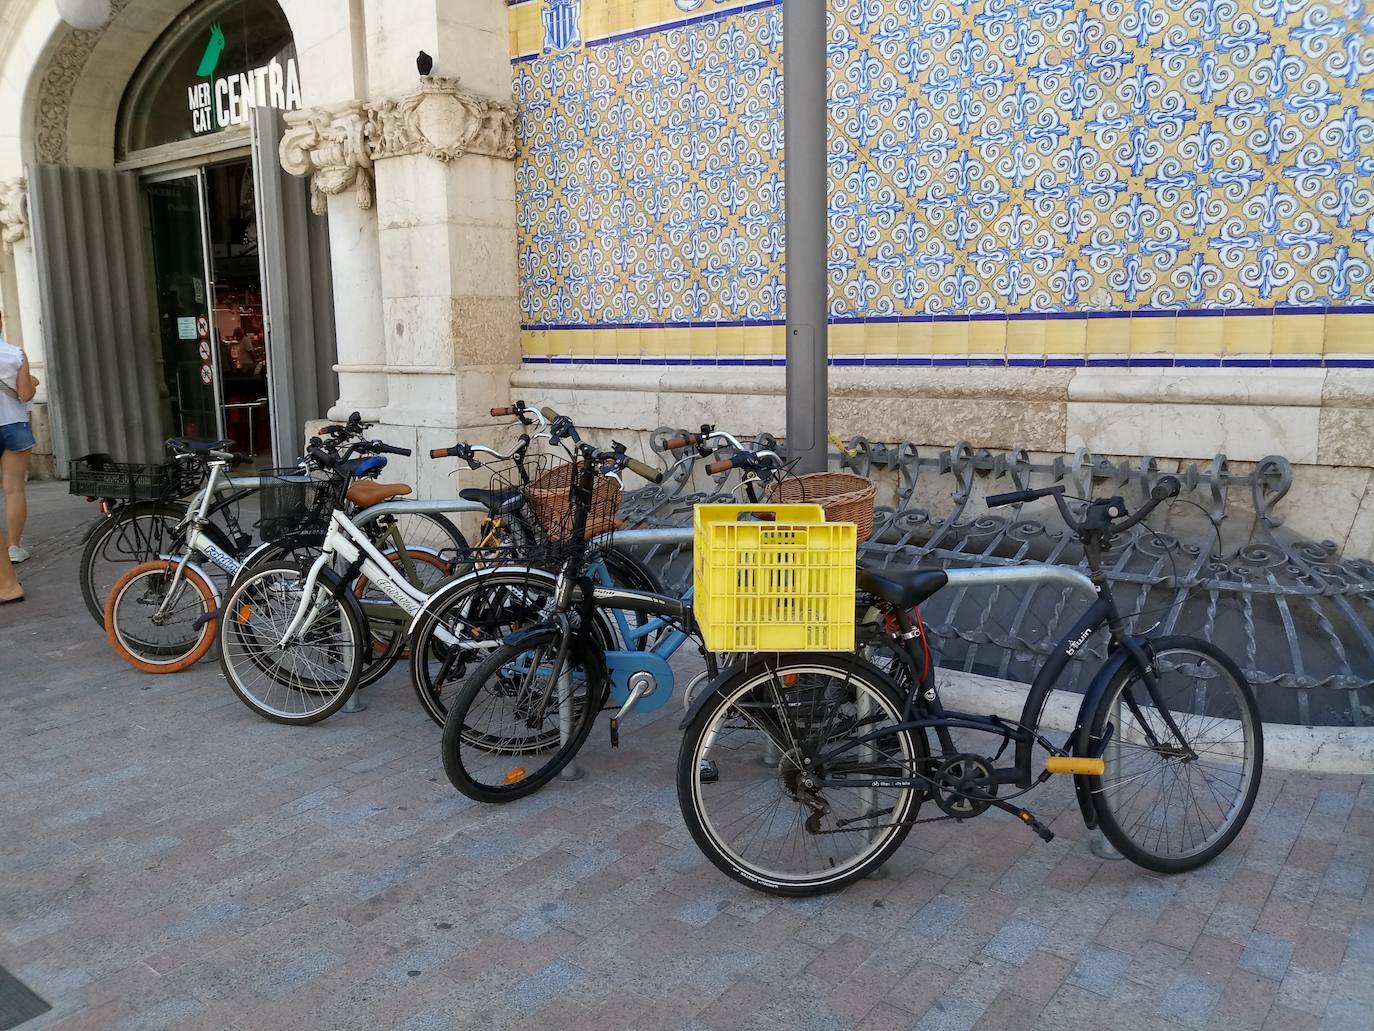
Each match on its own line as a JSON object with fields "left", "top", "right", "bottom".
{"left": 933, "top": 754, "right": 998, "bottom": 818}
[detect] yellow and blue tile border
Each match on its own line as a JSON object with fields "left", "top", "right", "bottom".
{"left": 520, "top": 306, "right": 1374, "bottom": 368}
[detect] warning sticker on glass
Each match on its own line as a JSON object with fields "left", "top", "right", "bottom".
{"left": 177, "top": 317, "right": 197, "bottom": 340}
{"left": 200, "top": 365, "right": 213, "bottom": 384}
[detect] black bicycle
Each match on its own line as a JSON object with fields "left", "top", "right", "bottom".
{"left": 675, "top": 475, "right": 1264, "bottom": 895}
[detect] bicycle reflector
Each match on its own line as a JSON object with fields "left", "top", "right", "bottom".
{"left": 1045, "top": 756, "right": 1105, "bottom": 775}
{"left": 236, "top": 604, "right": 254, "bottom": 624}
{"left": 505, "top": 768, "right": 526, "bottom": 784}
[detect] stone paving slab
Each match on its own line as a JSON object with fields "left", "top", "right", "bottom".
{"left": 1, "top": 483, "right": 1372, "bottom": 1030}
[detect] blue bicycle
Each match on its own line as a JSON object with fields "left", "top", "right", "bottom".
{"left": 435, "top": 434, "right": 785, "bottom": 802}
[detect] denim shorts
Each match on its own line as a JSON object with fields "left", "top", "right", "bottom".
{"left": 0, "top": 420, "right": 35, "bottom": 454}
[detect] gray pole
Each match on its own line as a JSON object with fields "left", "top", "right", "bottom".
{"left": 784, "top": 0, "right": 828, "bottom": 473}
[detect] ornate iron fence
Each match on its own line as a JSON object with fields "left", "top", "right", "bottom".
{"left": 617, "top": 435, "right": 1374, "bottom": 728}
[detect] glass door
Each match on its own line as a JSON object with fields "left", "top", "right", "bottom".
{"left": 146, "top": 173, "right": 222, "bottom": 440}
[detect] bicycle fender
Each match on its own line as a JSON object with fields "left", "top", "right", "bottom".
{"left": 316, "top": 565, "right": 369, "bottom": 636}
{"left": 1068, "top": 645, "right": 1135, "bottom": 831}
{"left": 678, "top": 668, "right": 734, "bottom": 729}
{"left": 404, "top": 564, "right": 558, "bottom": 639}
{"left": 154, "top": 556, "right": 223, "bottom": 608}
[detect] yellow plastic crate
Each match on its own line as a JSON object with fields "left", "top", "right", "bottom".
{"left": 694, "top": 503, "right": 857, "bottom": 653}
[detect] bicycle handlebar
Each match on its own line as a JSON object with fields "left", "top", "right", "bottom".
{"left": 986, "top": 475, "right": 1182, "bottom": 538}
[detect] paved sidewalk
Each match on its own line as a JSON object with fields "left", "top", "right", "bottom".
{"left": 1, "top": 483, "right": 1372, "bottom": 1030}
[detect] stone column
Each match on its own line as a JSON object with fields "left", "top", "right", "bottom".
{"left": 279, "top": 102, "right": 388, "bottom": 423}
{"left": 365, "top": 0, "right": 519, "bottom": 497}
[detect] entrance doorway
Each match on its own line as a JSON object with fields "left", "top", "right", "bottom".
{"left": 146, "top": 158, "right": 271, "bottom": 457}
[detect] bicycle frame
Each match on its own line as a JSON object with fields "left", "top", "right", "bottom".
{"left": 277, "top": 509, "right": 465, "bottom": 648}
{"left": 811, "top": 568, "right": 1179, "bottom": 798}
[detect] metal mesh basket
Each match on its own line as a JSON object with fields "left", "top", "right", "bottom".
{"left": 256, "top": 469, "right": 347, "bottom": 542}
{"left": 68, "top": 454, "right": 204, "bottom": 501}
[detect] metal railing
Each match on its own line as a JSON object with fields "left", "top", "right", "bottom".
{"left": 616, "top": 437, "right": 1374, "bottom": 728}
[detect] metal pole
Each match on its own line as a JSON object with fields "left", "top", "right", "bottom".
{"left": 784, "top": 0, "right": 828, "bottom": 473}
{"left": 1089, "top": 696, "right": 1124, "bottom": 860}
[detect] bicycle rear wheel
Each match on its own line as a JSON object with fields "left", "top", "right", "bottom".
{"left": 80, "top": 502, "right": 188, "bottom": 625}
{"left": 441, "top": 626, "right": 607, "bottom": 802}
{"left": 104, "top": 560, "right": 217, "bottom": 673}
{"left": 1088, "top": 636, "right": 1262, "bottom": 873}
{"left": 218, "top": 561, "right": 363, "bottom": 724}
{"left": 677, "top": 653, "right": 927, "bottom": 896}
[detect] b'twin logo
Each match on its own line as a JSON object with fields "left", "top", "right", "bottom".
{"left": 1064, "top": 627, "right": 1093, "bottom": 657}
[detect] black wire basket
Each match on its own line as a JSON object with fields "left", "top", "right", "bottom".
{"left": 256, "top": 469, "right": 347, "bottom": 542}
{"left": 481, "top": 454, "right": 622, "bottom": 563}
{"left": 68, "top": 454, "right": 204, "bottom": 501}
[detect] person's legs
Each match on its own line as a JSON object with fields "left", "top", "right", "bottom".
{"left": 0, "top": 527, "right": 20, "bottom": 601}
{"left": 1, "top": 433, "right": 31, "bottom": 555}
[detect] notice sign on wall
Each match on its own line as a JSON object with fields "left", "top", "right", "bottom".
{"left": 186, "top": 23, "right": 301, "bottom": 134}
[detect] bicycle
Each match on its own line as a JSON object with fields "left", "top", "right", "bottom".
{"left": 409, "top": 425, "right": 781, "bottom": 729}
{"left": 435, "top": 436, "right": 790, "bottom": 801}
{"left": 102, "top": 433, "right": 458, "bottom": 680}
{"left": 674, "top": 475, "right": 1264, "bottom": 895}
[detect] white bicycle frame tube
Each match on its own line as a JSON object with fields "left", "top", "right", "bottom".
{"left": 276, "top": 509, "right": 462, "bottom": 648}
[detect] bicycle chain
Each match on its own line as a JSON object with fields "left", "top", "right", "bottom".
{"left": 813, "top": 812, "right": 960, "bottom": 835}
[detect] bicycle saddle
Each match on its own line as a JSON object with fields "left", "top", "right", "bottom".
{"left": 166, "top": 437, "right": 235, "bottom": 454}
{"left": 856, "top": 561, "right": 948, "bottom": 608}
{"left": 346, "top": 481, "right": 412, "bottom": 508}
{"left": 339, "top": 456, "right": 387, "bottom": 479}
{"left": 459, "top": 487, "right": 523, "bottom": 514}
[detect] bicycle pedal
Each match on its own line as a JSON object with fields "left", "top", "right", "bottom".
{"left": 1016, "top": 808, "right": 1054, "bottom": 843}
{"left": 609, "top": 717, "right": 620, "bottom": 748}
{"left": 698, "top": 758, "right": 719, "bottom": 783}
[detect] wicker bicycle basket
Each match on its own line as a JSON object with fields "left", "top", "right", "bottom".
{"left": 767, "top": 471, "right": 876, "bottom": 541}
{"left": 524, "top": 459, "right": 623, "bottom": 546}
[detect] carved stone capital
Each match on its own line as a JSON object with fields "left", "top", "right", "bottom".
{"left": 365, "top": 76, "right": 518, "bottom": 163}
{"left": 0, "top": 178, "right": 29, "bottom": 249}
{"left": 279, "top": 102, "right": 374, "bottom": 216}
{"left": 280, "top": 78, "right": 517, "bottom": 213}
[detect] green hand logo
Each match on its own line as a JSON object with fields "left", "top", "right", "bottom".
{"left": 196, "top": 23, "right": 225, "bottom": 77}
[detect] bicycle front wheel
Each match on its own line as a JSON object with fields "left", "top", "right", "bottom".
{"left": 1088, "top": 636, "right": 1263, "bottom": 873}
{"left": 218, "top": 561, "right": 363, "bottom": 724}
{"left": 677, "top": 653, "right": 927, "bottom": 896}
{"left": 441, "top": 626, "right": 607, "bottom": 802}
{"left": 104, "top": 559, "right": 217, "bottom": 673}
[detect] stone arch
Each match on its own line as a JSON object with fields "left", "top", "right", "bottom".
{"left": 1, "top": 0, "right": 318, "bottom": 172}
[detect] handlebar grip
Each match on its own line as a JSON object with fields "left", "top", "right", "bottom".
{"left": 429, "top": 446, "right": 455, "bottom": 459}
{"left": 985, "top": 488, "right": 1035, "bottom": 508}
{"left": 705, "top": 457, "right": 736, "bottom": 475}
{"left": 321, "top": 424, "right": 344, "bottom": 435}
{"left": 307, "top": 447, "right": 336, "bottom": 469}
{"left": 1151, "top": 474, "right": 1182, "bottom": 501}
{"left": 986, "top": 484, "right": 1066, "bottom": 508}
{"left": 623, "top": 457, "right": 663, "bottom": 484}
{"left": 379, "top": 443, "right": 412, "bottom": 457}
{"left": 491, "top": 406, "right": 515, "bottom": 417}
{"left": 662, "top": 435, "right": 692, "bottom": 451}
{"left": 232, "top": 452, "right": 254, "bottom": 468}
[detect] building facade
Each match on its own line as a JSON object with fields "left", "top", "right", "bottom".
{"left": 2, "top": 0, "right": 1374, "bottom": 547}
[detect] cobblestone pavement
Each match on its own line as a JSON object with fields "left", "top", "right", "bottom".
{"left": 2, "top": 483, "right": 1372, "bottom": 1031}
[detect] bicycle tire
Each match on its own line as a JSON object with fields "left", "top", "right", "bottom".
{"left": 103, "top": 560, "right": 218, "bottom": 673}
{"left": 441, "top": 626, "right": 608, "bottom": 802}
{"left": 80, "top": 502, "right": 189, "bottom": 625}
{"left": 353, "top": 547, "right": 451, "bottom": 689}
{"left": 408, "top": 567, "right": 619, "bottom": 728}
{"left": 217, "top": 561, "right": 364, "bottom": 725}
{"left": 677, "top": 652, "right": 927, "bottom": 897}
{"left": 1087, "top": 636, "right": 1263, "bottom": 874}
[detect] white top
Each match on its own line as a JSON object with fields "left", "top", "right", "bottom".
{"left": 0, "top": 338, "right": 29, "bottom": 426}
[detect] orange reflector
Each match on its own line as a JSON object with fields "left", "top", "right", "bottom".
{"left": 504, "top": 768, "right": 527, "bottom": 784}
{"left": 236, "top": 604, "right": 254, "bottom": 623}
{"left": 1046, "top": 756, "right": 1105, "bottom": 776}
{"left": 782, "top": 674, "right": 798, "bottom": 686}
